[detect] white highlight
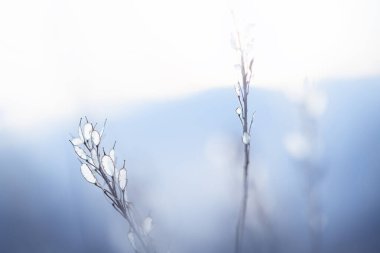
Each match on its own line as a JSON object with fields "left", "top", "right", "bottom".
{"left": 0, "top": 0, "right": 378, "bottom": 129}
{"left": 284, "top": 132, "right": 311, "bottom": 160}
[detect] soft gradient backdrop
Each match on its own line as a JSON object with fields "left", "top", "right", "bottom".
{"left": 0, "top": 0, "right": 379, "bottom": 252}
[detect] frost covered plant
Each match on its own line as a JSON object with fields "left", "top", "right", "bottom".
{"left": 70, "top": 118, "right": 155, "bottom": 253}
{"left": 231, "top": 22, "right": 255, "bottom": 253}
{"left": 284, "top": 81, "right": 328, "bottom": 253}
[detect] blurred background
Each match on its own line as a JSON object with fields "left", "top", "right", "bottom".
{"left": 0, "top": 0, "right": 379, "bottom": 252}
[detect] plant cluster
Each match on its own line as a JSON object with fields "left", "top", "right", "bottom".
{"left": 70, "top": 23, "right": 256, "bottom": 253}
{"left": 70, "top": 118, "right": 155, "bottom": 253}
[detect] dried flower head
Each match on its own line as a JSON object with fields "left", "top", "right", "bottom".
{"left": 70, "top": 118, "right": 128, "bottom": 193}
{"left": 70, "top": 117, "right": 155, "bottom": 253}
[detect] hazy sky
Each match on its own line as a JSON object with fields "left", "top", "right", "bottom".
{"left": 0, "top": 0, "right": 379, "bottom": 128}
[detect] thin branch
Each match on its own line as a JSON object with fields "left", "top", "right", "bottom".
{"left": 232, "top": 18, "right": 255, "bottom": 253}
{"left": 249, "top": 111, "right": 256, "bottom": 134}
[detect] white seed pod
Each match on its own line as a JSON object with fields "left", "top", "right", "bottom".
{"left": 83, "top": 123, "right": 93, "bottom": 140}
{"left": 71, "top": 138, "right": 83, "bottom": 146}
{"left": 242, "top": 132, "right": 250, "bottom": 144}
{"left": 91, "top": 148, "right": 97, "bottom": 158}
{"left": 75, "top": 146, "right": 87, "bottom": 160}
{"left": 235, "top": 83, "right": 241, "bottom": 97}
{"left": 101, "top": 155, "right": 115, "bottom": 176}
{"left": 80, "top": 164, "right": 96, "bottom": 184}
{"left": 118, "top": 168, "right": 127, "bottom": 190}
{"left": 128, "top": 232, "right": 137, "bottom": 251}
{"left": 142, "top": 216, "right": 153, "bottom": 235}
{"left": 110, "top": 149, "right": 115, "bottom": 162}
{"left": 236, "top": 107, "right": 242, "bottom": 115}
{"left": 78, "top": 126, "right": 84, "bottom": 142}
{"left": 91, "top": 130, "right": 100, "bottom": 146}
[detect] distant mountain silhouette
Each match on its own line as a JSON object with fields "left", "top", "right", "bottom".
{"left": 0, "top": 76, "right": 379, "bottom": 253}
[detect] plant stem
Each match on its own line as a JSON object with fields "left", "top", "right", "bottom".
{"left": 235, "top": 50, "right": 251, "bottom": 253}
{"left": 235, "top": 143, "right": 250, "bottom": 253}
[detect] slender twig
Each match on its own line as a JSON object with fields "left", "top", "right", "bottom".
{"left": 232, "top": 18, "right": 255, "bottom": 253}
